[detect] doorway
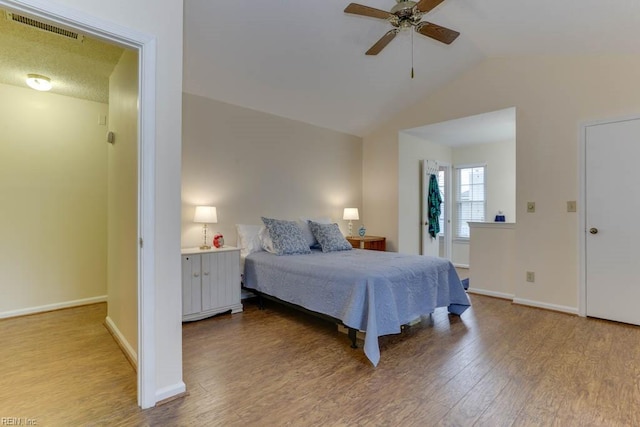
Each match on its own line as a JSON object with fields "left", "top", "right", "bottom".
{"left": 421, "top": 161, "right": 451, "bottom": 258}
{"left": 581, "top": 115, "right": 640, "bottom": 326}
{"left": 398, "top": 107, "right": 516, "bottom": 264}
{"left": 0, "top": 0, "right": 158, "bottom": 408}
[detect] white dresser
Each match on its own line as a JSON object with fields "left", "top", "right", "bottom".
{"left": 181, "top": 246, "right": 243, "bottom": 322}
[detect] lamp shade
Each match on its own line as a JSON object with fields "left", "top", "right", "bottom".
{"left": 193, "top": 206, "right": 218, "bottom": 223}
{"left": 343, "top": 208, "right": 359, "bottom": 221}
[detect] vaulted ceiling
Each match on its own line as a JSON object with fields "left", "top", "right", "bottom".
{"left": 183, "top": 0, "right": 640, "bottom": 137}
{"left": 2, "top": 2, "right": 640, "bottom": 137}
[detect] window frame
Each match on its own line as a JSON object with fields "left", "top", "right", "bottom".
{"left": 454, "top": 163, "right": 487, "bottom": 240}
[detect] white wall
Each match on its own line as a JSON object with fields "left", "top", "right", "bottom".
{"left": 44, "top": 0, "right": 184, "bottom": 403}
{"left": 0, "top": 83, "right": 107, "bottom": 316}
{"left": 181, "top": 94, "right": 363, "bottom": 247}
{"left": 107, "top": 49, "right": 138, "bottom": 358}
{"left": 364, "top": 55, "right": 640, "bottom": 310}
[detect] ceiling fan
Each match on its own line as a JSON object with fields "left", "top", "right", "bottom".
{"left": 344, "top": 0, "right": 460, "bottom": 55}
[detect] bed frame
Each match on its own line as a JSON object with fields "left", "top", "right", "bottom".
{"left": 247, "top": 288, "right": 431, "bottom": 350}
{"left": 249, "top": 289, "right": 360, "bottom": 349}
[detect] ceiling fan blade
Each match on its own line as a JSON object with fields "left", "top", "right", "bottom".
{"left": 365, "top": 29, "right": 399, "bottom": 55}
{"left": 415, "top": 22, "right": 460, "bottom": 45}
{"left": 344, "top": 3, "right": 392, "bottom": 20}
{"left": 414, "top": 0, "right": 445, "bottom": 13}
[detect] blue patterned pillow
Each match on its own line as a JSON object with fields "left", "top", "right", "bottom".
{"left": 261, "top": 217, "right": 311, "bottom": 256}
{"left": 308, "top": 221, "right": 352, "bottom": 253}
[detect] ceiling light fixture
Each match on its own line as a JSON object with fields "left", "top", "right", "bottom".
{"left": 26, "top": 74, "right": 52, "bottom": 91}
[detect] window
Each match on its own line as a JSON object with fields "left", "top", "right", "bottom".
{"left": 456, "top": 165, "right": 486, "bottom": 238}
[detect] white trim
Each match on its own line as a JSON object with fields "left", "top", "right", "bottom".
{"left": 454, "top": 163, "right": 488, "bottom": 239}
{"left": 468, "top": 222, "right": 516, "bottom": 230}
{"left": 0, "top": 295, "right": 107, "bottom": 319}
{"left": 454, "top": 162, "right": 487, "bottom": 169}
{"left": 468, "top": 291, "right": 579, "bottom": 315}
{"left": 467, "top": 288, "right": 514, "bottom": 300}
{"left": 512, "top": 298, "right": 578, "bottom": 315}
{"left": 578, "top": 120, "right": 587, "bottom": 317}
{"left": 137, "top": 36, "right": 157, "bottom": 411}
{"left": 155, "top": 382, "right": 187, "bottom": 403}
{"left": 578, "top": 113, "right": 640, "bottom": 319}
{"left": 105, "top": 316, "right": 138, "bottom": 369}
{"left": 453, "top": 263, "right": 469, "bottom": 269}
{"left": 1, "top": 0, "right": 158, "bottom": 409}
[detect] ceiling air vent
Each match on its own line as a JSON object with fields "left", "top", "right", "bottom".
{"left": 6, "top": 12, "right": 84, "bottom": 42}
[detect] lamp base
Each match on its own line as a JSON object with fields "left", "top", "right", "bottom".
{"left": 199, "top": 245, "right": 212, "bottom": 250}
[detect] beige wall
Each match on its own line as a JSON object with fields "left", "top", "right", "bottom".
{"left": 51, "top": 0, "right": 184, "bottom": 401}
{"left": 364, "top": 55, "right": 640, "bottom": 310}
{"left": 0, "top": 83, "right": 107, "bottom": 316}
{"left": 107, "top": 50, "right": 138, "bottom": 356}
{"left": 182, "top": 94, "right": 363, "bottom": 247}
{"left": 451, "top": 139, "right": 516, "bottom": 266}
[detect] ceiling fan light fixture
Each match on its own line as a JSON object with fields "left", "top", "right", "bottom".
{"left": 26, "top": 74, "right": 52, "bottom": 91}
{"left": 345, "top": 0, "right": 460, "bottom": 55}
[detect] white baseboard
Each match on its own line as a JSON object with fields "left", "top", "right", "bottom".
{"left": 0, "top": 295, "right": 107, "bottom": 319}
{"left": 156, "top": 382, "right": 187, "bottom": 404}
{"left": 468, "top": 290, "right": 579, "bottom": 315}
{"left": 512, "top": 298, "right": 579, "bottom": 315}
{"left": 453, "top": 263, "right": 470, "bottom": 269}
{"left": 467, "top": 288, "right": 514, "bottom": 300}
{"left": 104, "top": 316, "right": 138, "bottom": 370}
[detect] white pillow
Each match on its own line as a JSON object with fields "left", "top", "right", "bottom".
{"left": 259, "top": 226, "right": 276, "bottom": 254}
{"left": 235, "top": 224, "right": 263, "bottom": 258}
{"left": 298, "top": 216, "right": 332, "bottom": 248}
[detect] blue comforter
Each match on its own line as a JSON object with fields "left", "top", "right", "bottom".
{"left": 243, "top": 249, "right": 470, "bottom": 366}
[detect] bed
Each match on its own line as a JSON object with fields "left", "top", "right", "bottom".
{"left": 242, "top": 239, "right": 470, "bottom": 366}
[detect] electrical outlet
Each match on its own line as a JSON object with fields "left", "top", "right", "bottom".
{"left": 527, "top": 202, "right": 536, "bottom": 213}
{"left": 567, "top": 201, "right": 576, "bottom": 212}
{"left": 526, "top": 271, "right": 535, "bottom": 283}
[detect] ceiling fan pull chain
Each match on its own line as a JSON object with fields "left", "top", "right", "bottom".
{"left": 411, "top": 29, "right": 415, "bottom": 79}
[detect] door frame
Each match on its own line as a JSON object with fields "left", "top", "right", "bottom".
{"left": 1, "top": 0, "right": 158, "bottom": 408}
{"left": 439, "top": 163, "right": 452, "bottom": 260}
{"left": 421, "top": 160, "right": 452, "bottom": 259}
{"left": 578, "top": 113, "right": 640, "bottom": 318}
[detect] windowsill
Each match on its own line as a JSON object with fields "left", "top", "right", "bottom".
{"left": 468, "top": 222, "right": 516, "bottom": 230}
{"left": 453, "top": 238, "right": 470, "bottom": 244}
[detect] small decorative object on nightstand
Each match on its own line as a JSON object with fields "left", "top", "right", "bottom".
{"left": 346, "top": 235, "right": 386, "bottom": 252}
{"left": 213, "top": 233, "right": 224, "bottom": 248}
{"left": 358, "top": 225, "right": 366, "bottom": 237}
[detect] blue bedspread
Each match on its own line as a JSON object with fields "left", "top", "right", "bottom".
{"left": 243, "top": 249, "right": 470, "bottom": 366}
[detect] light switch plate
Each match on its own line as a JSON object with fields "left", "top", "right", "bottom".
{"left": 567, "top": 201, "right": 576, "bottom": 212}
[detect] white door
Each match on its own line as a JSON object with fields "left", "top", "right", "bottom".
{"left": 585, "top": 117, "right": 640, "bottom": 325}
{"left": 422, "top": 161, "right": 451, "bottom": 259}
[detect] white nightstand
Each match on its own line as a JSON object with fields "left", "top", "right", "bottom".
{"left": 181, "top": 246, "right": 243, "bottom": 322}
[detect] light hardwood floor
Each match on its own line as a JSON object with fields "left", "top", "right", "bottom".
{"left": 1, "top": 294, "right": 639, "bottom": 426}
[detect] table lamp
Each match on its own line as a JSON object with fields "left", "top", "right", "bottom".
{"left": 343, "top": 208, "right": 359, "bottom": 237}
{"left": 194, "top": 206, "right": 218, "bottom": 250}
